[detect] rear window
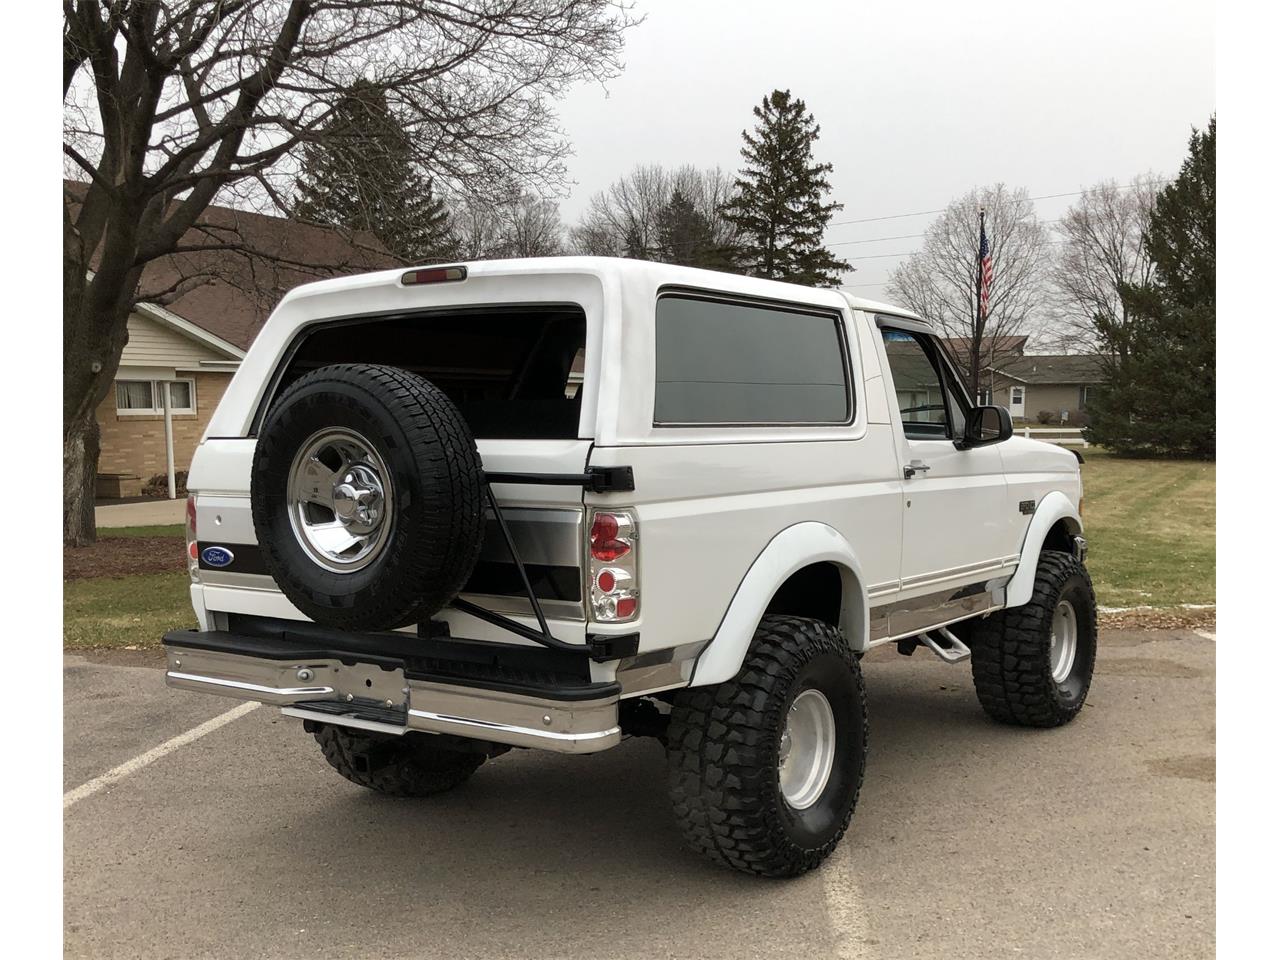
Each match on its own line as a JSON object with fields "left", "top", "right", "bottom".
{"left": 269, "top": 305, "right": 586, "bottom": 439}
{"left": 654, "top": 294, "right": 850, "bottom": 425}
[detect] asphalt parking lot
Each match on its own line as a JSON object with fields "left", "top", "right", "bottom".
{"left": 64, "top": 628, "right": 1215, "bottom": 960}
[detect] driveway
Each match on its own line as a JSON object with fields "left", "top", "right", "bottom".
{"left": 64, "top": 629, "right": 1215, "bottom": 959}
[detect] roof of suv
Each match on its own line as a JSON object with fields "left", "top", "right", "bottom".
{"left": 279, "top": 255, "right": 925, "bottom": 323}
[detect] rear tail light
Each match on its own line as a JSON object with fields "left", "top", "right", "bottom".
{"left": 185, "top": 494, "right": 200, "bottom": 581}
{"left": 589, "top": 510, "right": 638, "bottom": 622}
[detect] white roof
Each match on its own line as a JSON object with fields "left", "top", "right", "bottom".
{"left": 280, "top": 255, "right": 923, "bottom": 321}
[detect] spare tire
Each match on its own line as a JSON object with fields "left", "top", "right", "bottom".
{"left": 251, "top": 363, "right": 484, "bottom": 630}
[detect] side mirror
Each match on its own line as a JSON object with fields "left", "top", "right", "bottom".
{"left": 958, "top": 405, "right": 1012, "bottom": 449}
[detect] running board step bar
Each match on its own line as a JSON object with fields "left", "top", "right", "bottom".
{"left": 914, "top": 627, "right": 971, "bottom": 664}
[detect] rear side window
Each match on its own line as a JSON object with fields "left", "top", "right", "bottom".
{"left": 654, "top": 295, "right": 851, "bottom": 425}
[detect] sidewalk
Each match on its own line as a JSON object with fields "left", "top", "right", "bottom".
{"left": 95, "top": 498, "right": 185, "bottom": 528}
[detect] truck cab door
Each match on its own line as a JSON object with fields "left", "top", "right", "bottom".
{"left": 875, "top": 322, "right": 1016, "bottom": 606}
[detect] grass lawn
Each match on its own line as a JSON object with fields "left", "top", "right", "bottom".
{"left": 1079, "top": 451, "right": 1215, "bottom": 609}
{"left": 99, "top": 523, "right": 184, "bottom": 539}
{"left": 64, "top": 568, "right": 194, "bottom": 651}
{"left": 64, "top": 457, "right": 1214, "bottom": 650}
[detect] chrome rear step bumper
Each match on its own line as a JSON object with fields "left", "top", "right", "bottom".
{"left": 162, "top": 630, "right": 621, "bottom": 754}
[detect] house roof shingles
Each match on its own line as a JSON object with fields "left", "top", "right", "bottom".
{"left": 996, "top": 354, "right": 1107, "bottom": 385}
{"left": 67, "top": 180, "right": 397, "bottom": 351}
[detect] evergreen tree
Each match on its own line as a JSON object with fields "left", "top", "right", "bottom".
{"left": 294, "top": 79, "right": 456, "bottom": 262}
{"left": 1086, "top": 117, "right": 1215, "bottom": 459}
{"left": 723, "top": 90, "right": 850, "bottom": 286}
{"left": 657, "top": 188, "right": 735, "bottom": 270}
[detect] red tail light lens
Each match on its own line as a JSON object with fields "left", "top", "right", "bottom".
{"left": 588, "top": 510, "right": 638, "bottom": 623}
{"left": 590, "top": 513, "right": 631, "bottom": 562}
{"left": 185, "top": 495, "right": 200, "bottom": 578}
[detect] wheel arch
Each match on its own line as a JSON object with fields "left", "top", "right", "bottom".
{"left": 1005, "top": 491, "right": 1083, "bottom": 608}
{"left": 689, "top": 522, "right": 869, "bottom": 687}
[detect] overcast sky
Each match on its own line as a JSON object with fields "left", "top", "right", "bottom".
{"left": 553, "top": 0, "right": 1216, "bottom": 300}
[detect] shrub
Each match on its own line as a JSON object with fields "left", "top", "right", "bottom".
{"left": 143, "top": 471, "right": 188, "bottom": 498}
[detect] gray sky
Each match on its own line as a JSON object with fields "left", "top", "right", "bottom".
{"left": 554, "top": 0, "right": 1216, "bottom": 300}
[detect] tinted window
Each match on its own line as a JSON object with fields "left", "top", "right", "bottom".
{"left": 880, "top": 328, "right": 953, "bottom": 440}
{"left": 654, "top": 296, "right": 850, "bottom": 424}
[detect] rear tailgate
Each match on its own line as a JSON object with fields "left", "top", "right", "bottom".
{"left": 189, "top": 437, "right": 591, "bottom": 644}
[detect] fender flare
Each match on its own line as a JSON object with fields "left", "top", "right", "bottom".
{"left": 1004, "top": 490, "right": 1083, "bottom": 608}
{"left": 689, "top": 522, "right": 869, "bottom": 687}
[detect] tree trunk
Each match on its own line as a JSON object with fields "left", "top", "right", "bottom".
{"left": 63, "top": 230, "right": 138, "bottom": 547}
{"left": 64, "top": 409, "right": 101, "bottom": 547}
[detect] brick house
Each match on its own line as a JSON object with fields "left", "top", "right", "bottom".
{"left": 94, "top": 302, "right": 244, "bottom": 497}
{"left": 87, "top": 193, "right": 392, "bottom": 498}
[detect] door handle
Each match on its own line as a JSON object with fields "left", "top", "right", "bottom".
{"left": 903, "top": 460, "right": 931, "bottom": 479}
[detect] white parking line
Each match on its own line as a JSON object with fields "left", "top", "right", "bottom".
{"left": 822, "top": 844, "right": 870, "bottom": 958}
{"left": 64, "top": 700, "right": 261, "bottom": 810}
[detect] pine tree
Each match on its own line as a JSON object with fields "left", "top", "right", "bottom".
{"left": 294, "top": 79, "right": 456, "bottom": 263}
{"left": 657, "top": 188, "right": 735, "bottom": 270}
{"left": 1086, "top": 117, "right": 1215, "bottom": 459}
{"left": 723, "top": 90, "right": 850, "bottom": 286}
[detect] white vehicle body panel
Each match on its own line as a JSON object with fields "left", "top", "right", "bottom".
{"left": 183, "top": 257, "right": 1084, "bottom": 704}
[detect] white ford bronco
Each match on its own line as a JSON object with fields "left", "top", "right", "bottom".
{"left": 164, "top": 257, "right": 1095, "bottom": 877}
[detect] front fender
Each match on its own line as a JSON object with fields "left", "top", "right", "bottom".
{"left": 688, "top": 522, "right": 869, "bottom": 687}
{"left": 1005, "top": 490, "right": 1083, "bottom": 608}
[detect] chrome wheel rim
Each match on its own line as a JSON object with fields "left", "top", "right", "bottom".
{"left": 1050, "top": 599, "right": 1078, "bottom": 684}
{"left": 778, "top": 688, "right": 837, "bottom": 810}
{"left": 286, "top": 428, "right": 393, "bottom": 573}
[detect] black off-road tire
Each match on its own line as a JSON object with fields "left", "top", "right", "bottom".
{"left": 970, "top": 550, "right": 1098, "bottom": 727}
{"left": 251, "top": 363, "right": 484, "bottom": 631}
{"left": 313, "top": 725, "right": 485, "bottom": 797}
{"left": 666, "top": 615, "right": 868, "bottom": 878}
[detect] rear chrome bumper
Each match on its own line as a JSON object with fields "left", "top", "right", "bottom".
{"left": 162, "top": 630, "right": 621, "bottom": 754}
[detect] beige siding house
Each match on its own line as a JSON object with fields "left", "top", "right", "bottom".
{"left": 94, "top": 304, "right": 244, "bottom": 497}
{"left": 80, "top": 186, "right": 395, "bottom": 499}
{"left": 982, "top": 355, "right": 1107, "bottom": 425}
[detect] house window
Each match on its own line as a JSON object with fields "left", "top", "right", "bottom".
{"left": 1010, "top": 386, "right": 1025, "bottom": 405}
{"left": 115, "top": 379, "right": 196, "bottom": 415}
{"left": 1078, "top": 385, "right": 1090, "bottom": 408}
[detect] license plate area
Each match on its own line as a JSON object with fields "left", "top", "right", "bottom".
{"left": 324, "top": 660, "right": 408, "bottom": 710}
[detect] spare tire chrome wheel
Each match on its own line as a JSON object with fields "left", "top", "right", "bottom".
{"left": 288, "top": 429, "right": 394, "bottom": 573}
{"left": 251, "top": 363, "right": 485, "bottom": 631}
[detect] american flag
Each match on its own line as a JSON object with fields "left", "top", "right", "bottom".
{"left": 977, "top": 211, "right": 993, "bottom": 319}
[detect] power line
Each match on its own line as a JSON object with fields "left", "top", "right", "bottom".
{"left": 825, "top": 180, "right": 1172, "bottom": 229}
{"left": 828, "top": 232, "right": 924, "bottom": 247}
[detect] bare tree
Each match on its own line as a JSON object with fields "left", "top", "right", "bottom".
{"left": 501, "top": 195, "right": 566, "bottom": 257}
{"left": 62, "top": 0, "right": 636, "bottom": 545}
{"left": 1048, "top": 176, "right": 1162, "bottom": 356}
{"left": 570, "top": 164, "right": 738, "bottom": 259}
{"left": 452, "top": 193, "right": 565, "bottom": 259}
{"left": 888, "top": 184, "right": 1050, "bottom": 397}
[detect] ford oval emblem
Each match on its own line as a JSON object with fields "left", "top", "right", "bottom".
{"left": 200, "top": 545, "right": 235, "bottom": 568}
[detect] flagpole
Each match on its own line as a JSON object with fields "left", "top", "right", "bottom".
{"left": 976, "top": 207, "right": 986, "bottom": 325}
{"left": 976, "top": 207, "right": 987, "bottom": 402}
